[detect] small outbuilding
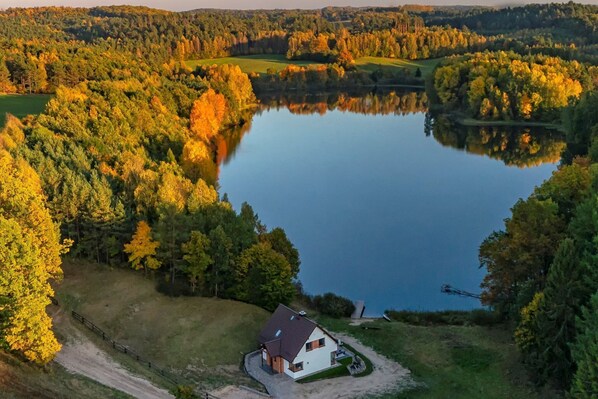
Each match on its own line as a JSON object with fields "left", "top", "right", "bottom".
{"left": 258, "top": 304, "right": 339, "bottom": 380}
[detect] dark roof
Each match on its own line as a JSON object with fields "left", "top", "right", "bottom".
{"left": 258, "top": 304, "right": 319, "bottom": 362}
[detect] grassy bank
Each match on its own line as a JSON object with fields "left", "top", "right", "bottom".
{"left": 317, "top": 317, "right": 559, "bottom": 399}
{"left": 0, "top": 94, "right": 51, "bottom": 127}
{"left": 187, "top": 54, "right": 442, "bottom": 77}
{"left": 187, "top": 54, "right": 321, "bottom": 74}
{"left": 0, "top": 351, "right": 129, "bottom": 399}
{"left": 354, "top": 56, "right": 441, "bottom": 77}
{"left": 54, "top": 260, "right": 270, "bottom": 390}
{"left": 457, "top": 117, "right": 563, "bottom": 131}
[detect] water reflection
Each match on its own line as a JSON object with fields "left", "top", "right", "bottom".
{"left": 257, "top": 90, "right": 428, "bottom": 116}
{"left": 429, "top": 116, "right": 565, "bottom": 168}
{"left": 217, "top": 91, "right": 565, "bottom": 169}
{"left": 217, "top": 97, "right": 560, "bottom": 312}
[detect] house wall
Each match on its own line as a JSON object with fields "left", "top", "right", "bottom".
{"left": 284, "top": 327, "right": 338, "bottom": 379}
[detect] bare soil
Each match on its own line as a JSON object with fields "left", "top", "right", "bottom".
{"left": 52, "top": 310, "right": 174, "bottom": 399}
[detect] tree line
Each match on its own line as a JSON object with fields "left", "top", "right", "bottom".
{"left": 431, "top": 51, "right": 596, "bottom": 122}
{"left": 478, "top": 91, "right": 598, "bottom": 397}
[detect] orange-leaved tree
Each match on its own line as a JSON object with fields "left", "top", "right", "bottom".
{"left": 189, "top": 88, "right": 227, "bottom": 142}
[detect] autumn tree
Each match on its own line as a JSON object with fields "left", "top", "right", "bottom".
{"left": 189, "top": 88, "right": 227, "bottom": 142}
{"left": 0, "top": 151, "right": 64, "bottom": 364}
{"left": 124, "top": 221, "right": 161, "bottom": 275}
{"left": 479, "top": 198, "right": 565, "bottom": 315}
{"left": 0, "top": 58, "right": 16, "bottom": 94}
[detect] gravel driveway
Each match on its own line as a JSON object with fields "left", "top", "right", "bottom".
{"left": 245, "top": 333, "right": 414, "bottom": 399}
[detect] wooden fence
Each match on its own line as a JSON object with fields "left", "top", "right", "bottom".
{"left": 71, "top": 310, "right": 183, "bottom": 386}
{"left": 71, "top": 310, "right": 221, "bottom": 399}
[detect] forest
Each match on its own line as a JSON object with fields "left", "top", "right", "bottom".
{"left": 0, "top": 3, "right": 597, "bottom": 399}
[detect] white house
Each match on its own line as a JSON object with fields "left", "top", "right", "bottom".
{"left": 258, "top": 304, "right": 339, "bottom": 380}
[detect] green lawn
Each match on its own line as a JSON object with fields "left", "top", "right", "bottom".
{"left": 54, "top": 260, "right": 270, "bottom": 390}
{"left": 187, "top": 54, "right": 322, "bottom": 74}
{"left": 317, "top": 317, "right": 560, "bottom": 399}
{"left": 0, "top": 94, "right": 51, "bottom": 127}
{"left": 187, "top": 54, "right": 443, "bottom": 77}
{"left": 297, "top": 357, "right": 352, "bottom": 383}
{"left": 354, "top": 56, "right": 442, "bottom": 77}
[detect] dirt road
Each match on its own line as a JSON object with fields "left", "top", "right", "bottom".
{"left": 246, "top": 332, "right": 415, "bottom": 399}
{"left": 53, "top": 310, "right": 174, "bottom": 399}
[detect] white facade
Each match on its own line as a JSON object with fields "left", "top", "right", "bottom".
{"left": 284, "top": 327, "right": 338, "bottom": 379}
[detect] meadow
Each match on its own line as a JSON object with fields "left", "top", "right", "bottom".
{"left": 54, "top": 261, "right": 270, "bottom": 391}
{"left": 0, "top": 94, "right": 51, "bottom": 127}
{"left": 187, "top": 54, "right": 442, "bottom": 77}
{"left": 317, "top": 317, "right": 559, "bottom": 399}
{"left": 187, "top": 54, "right": 322, "bottom": 74}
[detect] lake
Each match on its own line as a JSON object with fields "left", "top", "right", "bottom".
{"left": 218, "top": 91, "right": 564, "bottom": 315}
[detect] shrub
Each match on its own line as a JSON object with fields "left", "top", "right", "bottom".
{"left": 313, "top": 292, "right": 355, "bottom": 318}
{"left": 385, "top": 309, "right": 501, "bottom": 326}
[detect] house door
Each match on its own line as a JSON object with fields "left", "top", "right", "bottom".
{"left": 330, "top": 351, "right": 336, "bottom": 366}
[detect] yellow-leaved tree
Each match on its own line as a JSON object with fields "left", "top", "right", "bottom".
{"left": 0, "top": 150, "right": 65, "bottom": 364}
{"left": 124, "top": 221, "right": 161, "bottom": 275}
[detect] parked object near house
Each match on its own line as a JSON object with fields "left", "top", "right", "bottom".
{"left": 258, "top": 304, "right": 339, "bottom": 380}
{"left": 351, "top": 300, "right": 365, "bottom": 319}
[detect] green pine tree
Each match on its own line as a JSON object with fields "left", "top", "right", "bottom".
{"left": 570, "top": 291, "right": 598, "bottom": 399}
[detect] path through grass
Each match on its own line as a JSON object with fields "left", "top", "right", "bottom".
{"left": 55, "top": 260, "right": 270, "bottom": 390}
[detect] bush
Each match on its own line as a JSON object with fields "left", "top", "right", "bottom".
{"left": 313, "top": 292, "right": 355, "bottom": 318}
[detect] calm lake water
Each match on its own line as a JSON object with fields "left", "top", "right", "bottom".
{"left": 218, "top": 92, "right": 563, "bottom": 315}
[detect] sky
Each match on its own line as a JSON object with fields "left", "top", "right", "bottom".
{"left": 3, "top": 0, "right": 598, "bottom": 11}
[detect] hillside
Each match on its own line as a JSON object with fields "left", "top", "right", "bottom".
{"left": 0, "top": 351, "right": 129, "bottom": 399}
{"left": 53, "top": 261, "right": 270, "bottom": 391}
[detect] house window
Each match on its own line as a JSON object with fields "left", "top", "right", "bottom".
{"left": 289, "top": 362, "right": 304, "bottom": 372}
{"left": 318, "top": 338, "right": 325, "bottom": 347}
{"left": 306, "top": 342, "right": 313, "bottom": 351}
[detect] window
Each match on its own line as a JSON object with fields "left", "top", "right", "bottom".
{"left": 306, "top": 342, "right": 313, "bottom": 351}
{"left": 318, "top": 338, "right": 325, "bottom": 347}
{"left": 289, "top": 362, "right": 303, "bottom": 372}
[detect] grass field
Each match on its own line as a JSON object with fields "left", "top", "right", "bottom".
{"left": 354, "top": 56, "right": 442, "bottom": 77}
{"left": 0, "top": 351, "right": 129, "bottom": 399}
{"left": 317, "top": 317, "right": 560, "bottom": 399}
{"left": 187, "top": 54, "right": 322, "bottom": 74}
{"left": 54, "top": 261, "right": 270, "bottom": 390}
{"left": 0, "top": 94, "right": 51, "bottom": 127}
{"left": 187, "top": 54, "right": 442, "bottom": 77}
